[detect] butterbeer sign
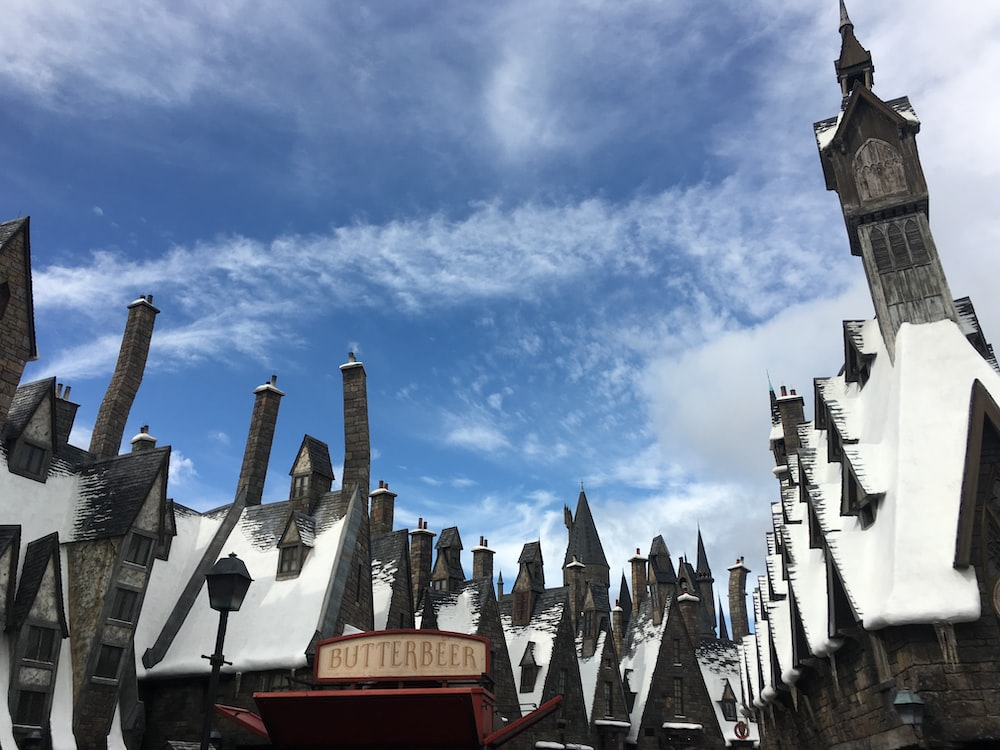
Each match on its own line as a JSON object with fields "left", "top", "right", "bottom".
{"left": 315, "top": 630, "right": 489, "bottom": 682}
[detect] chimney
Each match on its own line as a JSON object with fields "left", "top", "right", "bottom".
{"left": 236, "top": 375, "right": 285, "bottom": 506}
{"left": 678, "top": 591, "right": 701, "bottom": 640}
{"left": 612, "top": 601, "right": 624, "bottom": 658}
{"left": 630, "top": 549, "right": 648, "bottom": 616}
{"left": 727, "top": 557, "right": 751, "bottom": 641}
{"left": 89, "top": 295, "right": 159, "bottom": 459}
{"left": 54, "top": 383, "right": 79, "bottom": 447}
{"left": 130, "top": 425, "right": 157, "bottom": 453}
{"left": 340, "top": 353, "right": 370, "bottom": 502}
{"left": 369, "top": 480, "right": 396, "bottom": 536}
{"left": 410, "top": 519, "right": 436, "bottom": 610}
{"left": 776, "top": 386, "right": 807, "bottom": 458}
{"left": 472, "top": 536, "right": 495, "bottom": 582}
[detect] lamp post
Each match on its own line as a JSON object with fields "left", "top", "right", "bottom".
{"left": 893, "top": 688, "right": 925, "bottom": 726}
{"left": 200, "top": 553, "right": 253, "bottom": 750}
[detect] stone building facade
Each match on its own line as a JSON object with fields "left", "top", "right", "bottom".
{"left": 742, "top": 4, "right": 1000, "bottom": 749}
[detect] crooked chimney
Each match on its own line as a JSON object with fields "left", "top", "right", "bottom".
{"left": 340, "top": 353, "right": 370, "bottom": 501}
{"left": 727, "top": 557, "right": 751, "bottom": 641}
{"left": 630, "top": 548, "right": 648, "bottom": 616}
{"left": 369, "top": 480, "right": 396, "bottom": 536}
{"left": 90, "top": 295, "right": 159, "bottom": 459}
{"left": 54, "top": 383, "right": 79, "bottom": 448}
{"left": 236, "top": 375, "right": 284, "bottom": 506}
{"left": 410, "top": 519, "right": 436, "bottom": 610}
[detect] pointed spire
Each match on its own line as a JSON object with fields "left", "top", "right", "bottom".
{"left": 838, "top": 0, "right": 852, "bottom": 33}
{"left": 835, "top": 0, "right": 874, "bottom": 95}
{"left": 695, "top": 528, "right": 712, "bottom": 578}
{"left": 718, "top": 596, "right": 730, "bottom": 641}
{"left": 562, "top": 487, "right": 610, "bottom": 585}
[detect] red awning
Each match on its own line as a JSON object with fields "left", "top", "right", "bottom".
{"left": 253, "top": 687, "right": 494, "bottom": 749}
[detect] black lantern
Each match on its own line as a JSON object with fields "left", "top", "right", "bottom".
{"left": 201, "top": 553, "right": 253, "bottom": 750}
{"left": 892, "top": 688, "right": 925, "bottom": 726}
{"left": 206, "top": 552, "right": 253, "bottom": 612}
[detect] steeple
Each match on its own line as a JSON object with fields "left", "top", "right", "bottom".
{"left": 695, "top": 528, "right": 711, "bottom": 578}
{"left": 718, "top": 597, "right": 730, "bottom": 641}
{"left": 815, "top": 2, "right": 957, "bottom": 361}
{"left": 562, "top": 487, "right": 610, "bottom": 588}
{"left": 835, "top": 0, "right": 873, "bottom": 97}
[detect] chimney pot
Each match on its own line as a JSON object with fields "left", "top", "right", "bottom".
{"left": 780, "top": 385, "right": 787, "bottom": 396}
{"left": 63, "top": 386, "right": 71, "bottom": 400}
{"left": 57, "top": 383, "right": 63, "bottom": 398}
{"left": 348, "top": 351, "right": 356, "bottom": 362}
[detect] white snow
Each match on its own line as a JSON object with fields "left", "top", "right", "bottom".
{"left": 501, "top": 597, "right": 564, "bottom": 712}
{"left": 576, "top": 630, "right": 607, "bottom": 721}
{"left": 432, "top": 584, "right": 481, "bottom": 634}
{"left": 371, "top": 556, "right": 398, "bottom": 630}
{"left": 618, "top": 605, "right": 669, "bottom": 744}
{"left": 695, "top": 641, "right": 760, "bottom": 747}
{"left": 662, "top": 722, "right": 703, "bottom": 730}
{"left": 140, "top": 504, "right": 348, "bottom": 677}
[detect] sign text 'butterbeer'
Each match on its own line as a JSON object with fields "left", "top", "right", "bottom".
{"left": 315, "top": 631, "right": 489, "bottom": 682}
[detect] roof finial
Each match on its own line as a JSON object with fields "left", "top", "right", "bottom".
{"left": 839, "top": 0, "right": 853, "bottom": 34}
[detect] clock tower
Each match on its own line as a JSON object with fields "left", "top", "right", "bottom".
{"left": 814, "top": 0, "right": 957, "bottom": 360}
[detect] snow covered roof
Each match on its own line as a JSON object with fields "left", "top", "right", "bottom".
{"left": 695, "top": 639, "right": 760, "bottom": 747}
{"left": 138, "top": 493, "right": 352, "bottom": 678}
{"left": 577, "top": 630, "right": 607, "bottom": 721}
{"left": 500, "top": 588, "right": 567, "bottom": 711}
{"left": 619, "top": 598, "right": 671, "bottom": 744}
{"left": 371, "top": 530, "right": 408, "bottom": 630}
{"left": 423, "top": 579, "right": 487, "bottom": 635}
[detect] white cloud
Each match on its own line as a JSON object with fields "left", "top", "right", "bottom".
{"left": 169, "top": 450, "right": 197, "bottom": 484}
{"left": 92, "top": 206, "right": 104, "bottom": 217}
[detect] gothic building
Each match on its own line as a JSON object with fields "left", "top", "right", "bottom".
{"left": 743, "top": 4, "right": 1000, "bottom": 748}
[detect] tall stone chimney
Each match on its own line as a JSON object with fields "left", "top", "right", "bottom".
{"left": 678, "top": 591, "right": 701, "bottom": 640}
{"left": 340, "top": 353, "right": 370, "bottom": 501}
{"left": 630, "top": 549, "right": 648, "bottom": 616}
{"left": 472, "top": 536, "right": 495, "bottom": 582}
{"left": 727, "top": 557, "right": 751, "bottom": 641}
{"left": 89, "top": 295, "right": 159, "bottom": 459}
{"left": 236, "top": 375, "right": 284, "bottom": 506}
{"left": 612, "top": 601, "right": 625, "bottom": 658}
{"left": 565, "top": 557, "right": 586, "bottom": 630}
{"left": 369, "top": 480, "right": 396, "bottom": 536}
{"left": 410, "top": 519, "right": 436, "bottom": 610}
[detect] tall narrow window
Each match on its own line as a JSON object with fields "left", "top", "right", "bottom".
{"left": 869, "top": 227, "right": 891, "bottom": 272}
{"left": 14, "top": 690, "right": 47, "bottom": 727}
{"left": 110, "top": 588, "right": 140, "bottom": 623}
{"left": 124, "top": 534, "right": 153, "bottom": 567}
{"left": 24, "top": 627, "right": 56, "bottom": 663}
{"left": 904, "top": 219, "right": 929, "bottom": 263}
{"left": 887, "top": 224, "right": 908, "bottom": 267}
{"left": 673, "top": 677, "right": 684, "bottom": 716}
{"left": 94, "top": 645, "right": 124, "bottom": 680}
{"left": 278, "top": 546, "right": 301, "bottom": 576}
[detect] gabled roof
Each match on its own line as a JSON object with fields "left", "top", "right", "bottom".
{"left": 72, "top": 447, "right": 170, "bottom": 541}
{"left": 695, "top": 639, "right": 760, "bottom": 745}
{"left": 437, "top": 525, "right": 463, "bottom": 550}
{"left": 500, "top": 586, "right": 569, "bottom": 712}
{"left": 372, "top": 529, "right": 410, "bottom": 630}
{"left": 289, "top": 435, "right": 334, "bottom": 479}
{"left": 3, "top": 378, "right": 54, "bottom": 441}
{"left": 0, "top": 526, "right": 20, "bottom": 628}
{"left": 563, "top": 490, "right": 609, "bottom": 570}
{"left": 648, "top": 535, "right": 677, "bottom": 584}
{"left": 9, "top": 532, "right": 68, "bottom": 635}
{"left": 619, "top": 596, "right": 673, "bottom": 744}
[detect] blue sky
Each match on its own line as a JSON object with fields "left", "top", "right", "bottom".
{"left": 5, "top": 1, "right": 1000, "bottom": 614}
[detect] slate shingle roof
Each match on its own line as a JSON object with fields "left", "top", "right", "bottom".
{"left": 73, "top": 447, "right": 170, "bottom": 541}
{"left": 10, "top": 532, "right": 68, "bottom": 635}
{"left": 2, "top": 378, "right": 52, "bottom": 440}
{"left": 291, "top": 435, "right": 334, "bottom": 479}
{"left": 563, "top": 490, "right": 609, "bottom": 570}
{"left": 0, "top": 217, "right": 27, "bottom": 248}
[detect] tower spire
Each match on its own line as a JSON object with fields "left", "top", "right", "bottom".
{"left": 835, "top": 0, "right": 874, "bottom": 96}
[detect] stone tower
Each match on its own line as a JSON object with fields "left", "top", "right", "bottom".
{"left": 815, "top": 0, "right": 957, "bottom": 360}
{"left": 236, "top": 375, "right": 284, "bottom": 506}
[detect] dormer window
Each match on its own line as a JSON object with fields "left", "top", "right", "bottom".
{"left": 841, "top": 462, "right": 880, "bottom": 529}
{"left": 278, "top": 545, "right": 306, "bottom": 578}
{"left": 292, "top": 474, "right": 308, "bottom": 499}
{"left": 10, "top": 440, "right": 49, "bottom": 481}
{"left": 519, "top": 642, "right": 539, "bottom": 693}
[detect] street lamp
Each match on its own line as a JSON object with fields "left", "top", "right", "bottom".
{"left": 892, "top": 688, "right": 925, "bottom": 726}
{"left": 200, "top": 553, "right": 253, "bottom": 750}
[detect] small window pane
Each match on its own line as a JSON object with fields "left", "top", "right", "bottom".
{"left": 24, "top": 627, "right": 56, "bottom": 663}
{"left": 125, "top": 535, "right": 153, "bottom": 566}
{"left": 15, "top": 690, "right": 48, "bottom": 726}
{"left": 94, "top": 645, "right": 124, "bottom": 679}
{"left": 110, "top": 588, "right": 139, "bottom": 622}
{"left": 905, "top": 219, "right": 928, "bottom": 264}
{"left": 887, "top": 223, "right": 908, "bottom": 267}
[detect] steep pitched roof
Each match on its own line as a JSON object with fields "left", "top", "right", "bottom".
{"left": 2, "top": 378, "right": 53, "bottom": 440}
{"left": 72, "top": 447, "right": 170, "bottom": 541}
{"left": 619, "top": 596, "right": 673, "bottom": 744}
{"left": 421, "top": 578, "right": 491, "bottom": 635}
{"left": 0, "top": 217, "right": 36, "bottom": 361}
{"left": 695, "top": 530, "right": 711, "bottom": 578}
{"left": 500, "top": 586, "right": 568, "bottom": 711}
{"left": 648, "top": 535, "right": 677, "bottom": 584}
{"left": 563, "top": 490, "right": 609, "bottom": 570}
{"left": 371, "top": 529, "right": 410, "bottom": 630}
{"left": 10, "top": 532, "right": 68, "bottom": 635}
{"left": 695, "top": 639, "right": 760, "bottom": 745}
{"left": 289, "top": 435, "right": 334, "bottom": 479}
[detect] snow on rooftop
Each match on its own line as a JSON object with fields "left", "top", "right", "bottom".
{"left": 814, "top": 112, "right": 842, "bottom": 151}
{"left": 432, "top": 583, "right": 482, "bottom": 635}
{"left": 619, "top": 602, "right": 669, "bottom": 744}
{"left": 577, "top": 630, "right": 607, "bottom": 721}
{"left": 141, "top": 503, "right": 348, "bottom": 677}
{"left": 501, "top": 597, "right": 565, "bottom": 713}
{"left": 695, "top": 640, "right": 761, "bottom": 746}
{"left": 371, "top": 556, "right": 398, "bottom": 630}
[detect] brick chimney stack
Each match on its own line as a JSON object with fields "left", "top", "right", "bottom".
{"left": 236, "top": 375, "right": 284, "bottom": 506}
{"left": 472, "top": 536, "right": 495, "bottom": 582}
{"left": 727, "top": 557, "right": 751, "bottom": 641}
{"left": 340, "top": 353, "right": 370, "bottom": 502}
{"left": 410, "top": 519, "right": 436, "bottom": 610}
{"left": 678, "top": 591, "right": 702, "bottom": 640}
{"left": 612, "top": 601, "right": 624, "bottom": 658}
{"left": 89, "top": 295, "right": 159, "bottom": 459}
{"left": 369, "top": 480, "right": 396, "bottom": 536}
{"left": 776, "top": 386, "right": 807, "bottom": 458}
{"left": 54, "top": 383, "right": 79, "bottom": 447}
{"left": 130, "top": 425, "right": 157, "bottom": 453}
{"left": 630, "top": 549, "right": 648, "bottom": 616}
